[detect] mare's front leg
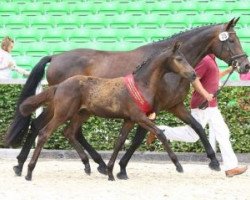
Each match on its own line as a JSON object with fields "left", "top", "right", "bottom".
{"left": 117, "top": 126, "right": 147, "bottom": 180}
{"left": 169, "top": 103, "right": 220, "bottom": 171}
{"left": 14, "top": 107, "right": 53, "bottom": 176}
{"left": 107, "top": 120, "right": 135, "bottom": 181}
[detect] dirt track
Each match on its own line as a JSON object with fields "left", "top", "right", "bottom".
{"left": 0, "top": 158, "right": 249, "bottom": 200}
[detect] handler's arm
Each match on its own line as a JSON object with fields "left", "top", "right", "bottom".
{"left": 9, "top": 61, "right": 30, "bottom": 76}
{"left": 219, "top": 66, "right": 233, "bottom": 79}
{"left": 191, "top": 77, "right": 214, "bottom": 102}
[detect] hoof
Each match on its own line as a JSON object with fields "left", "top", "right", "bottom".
{"left": 116, "top": 172, "right": 129, "bottom": 180}
{"left": 176, "top": 164, "right": 184, "bottom": 173}
{"left": 84, "top": 167, "right": 91, "bottom": 175}
{"left": 108, "top": 176, "right": 115, "bottom": 181}
{"left": 25, "top": 175, "right": 32, "bottom": 181}
{"left": 97, "top": 165, "right": 107, "bottom": 175}
{"left": 209, "top": 160, "right": 221, "bottom": 171}
{"left": 13, "top": 166, "right": 22, "bottom": 176}
{"left": 84, "top": 163, "right": 91, "bottom": 175}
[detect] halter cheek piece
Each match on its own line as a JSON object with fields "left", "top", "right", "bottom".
{"left": 218, "top": 31, "right": 248, "bottom": 69}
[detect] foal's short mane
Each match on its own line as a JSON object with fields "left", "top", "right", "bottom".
{"left": 132, "top": 48, "right": 169, "bottom": 75}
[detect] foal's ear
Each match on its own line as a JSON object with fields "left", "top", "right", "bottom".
{"left": 226, "top": 18, "right": 237, "bottom": 30}
{"left": 172, "top": 41, "right": 181, "bottom": 53}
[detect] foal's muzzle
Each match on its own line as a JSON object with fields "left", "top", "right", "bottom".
{"left": 188, "top": 72, "right": 197, "bottom": 82}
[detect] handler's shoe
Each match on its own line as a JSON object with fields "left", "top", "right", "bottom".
{"left": 225, "top": 166, "right": 248, "bottom": 177}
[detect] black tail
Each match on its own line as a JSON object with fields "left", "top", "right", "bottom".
{"left": 5, "top": 56, "right": 52, "bottom": 147}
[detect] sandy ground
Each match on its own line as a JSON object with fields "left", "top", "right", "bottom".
{"left": 0, "top": 158, "right": 249, "bottom": 200}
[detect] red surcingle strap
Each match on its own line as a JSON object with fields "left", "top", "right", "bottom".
{"left": 123, "top": 74, "right": 152, "bottom": 115}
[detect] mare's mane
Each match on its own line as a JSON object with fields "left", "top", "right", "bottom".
{"left": 132, "top": 23, "right": 223, "bottom": 75}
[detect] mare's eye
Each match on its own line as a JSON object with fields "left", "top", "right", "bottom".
{"left": 229, "top": 38, "right": 235, "bottom": 43}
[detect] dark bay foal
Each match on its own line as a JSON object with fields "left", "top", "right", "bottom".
{"left": 19, "top": 42, "right": 196, "bottom": 181}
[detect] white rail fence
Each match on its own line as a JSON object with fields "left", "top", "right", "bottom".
{"left": 0, "top": 79, "right": 249, "bottom": 151}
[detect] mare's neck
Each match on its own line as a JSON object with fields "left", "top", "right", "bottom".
{"left": 141, "top": 25, "right": 220, "bottom": 67}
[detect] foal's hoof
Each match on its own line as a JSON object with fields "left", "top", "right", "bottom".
{"left": 209, "top": 160, "right": 221, "bottom": 171}
{"left": 176, "top": 164, "right": 184, "bottom": 173}
{"left": 25, "top": 175, "right": 32, "bottom": 181}
{"left": 108, "top": 175, "right": 115, "bottom": 181}
{"left": 97, "top": 164, "right": 107, "bottom": 175}
{"left": 84, "top": 163, "right": 91, "bottom": 175}
{"left": 13, "top": 166, "right": 22, "bottom": 176}
{"left": 84, "top": 168, "right": 91, "bottom": 175}
{"left": 116, "top": 171, "right": 129, "bottom": 180}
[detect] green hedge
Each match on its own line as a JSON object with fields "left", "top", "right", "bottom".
{"left": 0, "top": 85, "right": 249, "bottom": 153}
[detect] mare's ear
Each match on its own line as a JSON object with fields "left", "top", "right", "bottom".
{"left": 234, "top": 17, "right": 240, "bottom": 25}
{"left": 172, "top": 41, "right": 181, "bottom": 53}
{"left": 226, "top": 18, "right": 237, "bottom": 30}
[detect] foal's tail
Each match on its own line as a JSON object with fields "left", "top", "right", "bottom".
{"left": 20, "top": 86, "right": 57, "bottom": 117}
{"left": 5, "top": 56, "right": 52, "bottom": 147}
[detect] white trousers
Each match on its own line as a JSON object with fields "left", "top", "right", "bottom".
{"left": 158, "top": 107, "right": 238, "bottom": 171}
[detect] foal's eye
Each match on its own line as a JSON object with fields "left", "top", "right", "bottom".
{"left": 176, "top": 58, "right": 182, "bottom": 62}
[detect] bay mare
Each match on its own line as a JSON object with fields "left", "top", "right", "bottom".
{"left": 6, "top": 18, "right": 250, "bottom": 179}
{"left": 19, "top": 43, "right": 197, "bottom": 181}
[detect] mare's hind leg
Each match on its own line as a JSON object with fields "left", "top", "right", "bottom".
{"left": 25, "top": 117, "right": 62, "bottom": 181}
{"left": 107, "top": 120, "right": 135, "bottom": 181}
{"left": 14, "top": 107, "right": 53, "bottom": 176}
{"left": 76, "top": 128, "right": 107, "bottom": 175}
{"left": 138, "top": 116, "right": 183, "bottom": 173}
{"left": 169, "top": 103, "right": 220, "bottom": 171}
{"left": 117, "top": 126, "right": 147, "bottom": 180}
{"left": 64, "top": 114, "right": 91, "bottom": 175}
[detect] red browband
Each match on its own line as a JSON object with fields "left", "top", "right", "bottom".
{"left": 123, "top": 74, "right": 152, "bottom": 115}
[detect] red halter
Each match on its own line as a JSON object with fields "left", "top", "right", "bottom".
{"left": 123, "top": 74, "right": 153, "bottom": 115}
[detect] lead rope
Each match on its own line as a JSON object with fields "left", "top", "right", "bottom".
{"left": 198, "top": 61, "right": 237, "bottom": 110}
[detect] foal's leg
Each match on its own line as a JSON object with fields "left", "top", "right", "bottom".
{"left": 117, "top": 126, "right": 147, "bottom": 180}
{"left": 107, "top": 120, "right": 135, "bottom": 181}
{"left": 169, "top": 103, "right": 220, "bottom": 171}
{"left": 25, "top": 117, "right": 62, "bottom": 181}
{"left": 76, "top": 128, "right": 107, "bottom": 175}
{"left": 64, "top": 114, "right": 91, "bottom": 175}
{"left": 138, "top": 116, "right": 183, "bottom": 173}
{"left": 14, "top": 107, "right": 53, "bottom": 176}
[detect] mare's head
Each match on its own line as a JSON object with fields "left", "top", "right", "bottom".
{"left": 210, "top": 18, "right": 249, "bottom": 73}
{"left": 162, "top": 42, "right": 196, "bottom": 82}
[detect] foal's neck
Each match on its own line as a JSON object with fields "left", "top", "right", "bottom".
{"left": 133, "top": 55, "right": 171, "bottom": 92}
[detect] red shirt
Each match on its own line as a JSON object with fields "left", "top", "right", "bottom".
{"left": 191, "top": 54, "right": 219, "bottom": 108}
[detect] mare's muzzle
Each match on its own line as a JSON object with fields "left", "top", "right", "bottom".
{"left": 229, "top": 53, "right": 250, "bottom": 74}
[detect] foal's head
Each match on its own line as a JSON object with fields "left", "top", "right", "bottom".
{"left": 162, "top": 42, "right": 196, "bottom": 82}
